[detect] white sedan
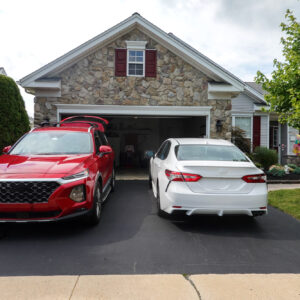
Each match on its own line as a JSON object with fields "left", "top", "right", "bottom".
{"left": 149, "top": 138, "right": 268, "bottom": 218}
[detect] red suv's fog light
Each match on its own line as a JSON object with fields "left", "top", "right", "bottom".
{"left": 165, "top": 170, "right": 202, "bottom": 182}
{"left": 242, "top": 174, "right": 266, "bottom": 183}
{"left": 70, "top": 185, "right": 85, "bottom": 202}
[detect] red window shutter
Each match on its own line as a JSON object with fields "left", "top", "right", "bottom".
{"left": 115, "top": 49, "right": 126, "bottom": 76}
{"left": 253, "top": 116, "right": 261, "bottom": 151}
{"left": 145, "top": 50, "right": 157, "bottom": 77}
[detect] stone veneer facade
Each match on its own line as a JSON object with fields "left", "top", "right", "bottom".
{"left": 34, "top": 29, "right": 232, "bottom": 139}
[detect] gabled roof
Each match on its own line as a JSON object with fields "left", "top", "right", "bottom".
{"left": 244, "top": 82, "right": 268, "bottom": 105}
{"left": 245, "top": 82, "right": 267, "bottom": 95}
{"left": 18, "top": 13, "right": 267, "bottom": 104}
{"left": 19, "top": 13, "right": 246, "bottom": 90}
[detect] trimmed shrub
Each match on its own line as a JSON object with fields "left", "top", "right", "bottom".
{"left": 294, "top": 167, "right": 300, "bottom": 175}
{"left": 0, "top": 75, "right": 30, "bottom": 152}
{"left": 288, "top": 164, "right": 297, "bottom": 170}
{"left": 253, "top": 146, "right": 278, "bottom": 171}
{"left": 254, "top": 161, "right": 263, "bottom": 169}
{"left": 231, "top": 127, "right": 251, "bottom": 153}
{"left": 267, "top": 167, "right": 285, "bottom": 177}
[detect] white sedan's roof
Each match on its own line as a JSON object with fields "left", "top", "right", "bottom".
{"left": 172, "top": 138, "right": 233, "bottom": 146}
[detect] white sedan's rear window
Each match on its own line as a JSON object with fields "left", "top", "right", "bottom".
{"left": 175, "top": 145, "right": 249, "bottom": 162}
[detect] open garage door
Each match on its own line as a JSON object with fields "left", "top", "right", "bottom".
{"left": 60, "top": 114, "right": 206, "bottom": 179}
{"left": 58, "top": 104, "right": 210, "bottom": 179}
{"left": 105, "top": 115, "right": 206, "bottom": 169}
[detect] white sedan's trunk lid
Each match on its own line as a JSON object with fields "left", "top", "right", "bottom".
{"left": 176, "top": 161, "right": 260, "bottom": 194}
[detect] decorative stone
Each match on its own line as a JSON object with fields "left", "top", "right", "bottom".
{"left": 176, "top": 87, "right": 184, "bottom": 101}
{"left": 193, "top": 91, "right": 200, "bottom": 102}
{"left": 34, "top": 28, "right": 233, "bottom": 141}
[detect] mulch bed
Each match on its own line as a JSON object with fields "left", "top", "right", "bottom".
{"left": 267, "top": 173, "right": 300, "bottom": 183}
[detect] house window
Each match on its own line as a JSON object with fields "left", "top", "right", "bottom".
{"left": 128, "top": 50, "right": 144, "bottom": 76}
{"left": 235, "top": 117, "right": 251, "bottom": 139}
{"left": 273, "top": 127, "right": 278, "bottom": 148}
{"left": 115, "top": 41, "right": 156, "bottom": 78}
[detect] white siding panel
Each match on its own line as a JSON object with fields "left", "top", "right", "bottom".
{"left": 232, "top": 93, "right": 255, "bottom": 112}
{"left": 260, "top": 116, "right": 268, "bottom": 147}
{"left": 288, "top": 126, "right": 299, "bottom": 155}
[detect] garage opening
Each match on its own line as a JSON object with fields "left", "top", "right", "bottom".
{"left": 60, "top": 114, "right": 207, "bottom": 179}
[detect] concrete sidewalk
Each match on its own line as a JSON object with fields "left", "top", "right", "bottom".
{"left": 268, "top": 183, "right": 300, "bottom": 191}
{"left": 1, "top": 274, "right": 300, "bottom": 300}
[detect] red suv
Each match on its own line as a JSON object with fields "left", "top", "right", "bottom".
{"left": 0, "top": 116, "right": 115, "bottom": 225}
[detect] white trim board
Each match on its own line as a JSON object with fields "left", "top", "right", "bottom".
{"left": 55, "top": 104, "right": 212, "bottom": 117}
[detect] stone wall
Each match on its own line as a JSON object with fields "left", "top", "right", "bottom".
{"left": 282, "top": 155, "right": 300, "bottom": 165}
{"left": 34, "top": 28, "right": 232, "bottom": 139}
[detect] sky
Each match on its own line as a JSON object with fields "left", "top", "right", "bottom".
{"left": 1, "top": 0, "right": 299, "bottom": 117}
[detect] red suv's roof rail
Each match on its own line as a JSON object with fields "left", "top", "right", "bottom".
{"left": 60, "top": 116, "right": 109, "bottom": 131}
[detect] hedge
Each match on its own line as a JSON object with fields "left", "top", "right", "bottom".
{"left": 0, "top": 74, "right": 30, "bottom": 152}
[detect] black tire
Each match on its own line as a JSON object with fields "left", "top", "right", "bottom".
{"left": 156, "top": 182, "right": 166, "bottom": 218}
{"left": 110, "top": 168, "right": 116, "bottom": 193}
{"left": 85, "top": 181, "right": 102, "bottom": 226}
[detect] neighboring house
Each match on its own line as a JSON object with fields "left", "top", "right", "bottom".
{"left": 232, "top": 82, "right": 300, "bottom": 164}
{"left": 0, "top": 67, "right": 7, "bottom": 76}
{"left": 18, "top": 13, "right": 299, "bottom": 166}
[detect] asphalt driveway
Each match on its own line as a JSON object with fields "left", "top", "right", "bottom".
{"left": 0, "top": 180, "right": 300, "bottom": 276}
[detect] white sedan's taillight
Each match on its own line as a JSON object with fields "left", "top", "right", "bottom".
{"left": 165, "top": 169, "right": 202, "bottom": 182}
{"left": 242, "top": 174, "right": 266, "bottom": 183}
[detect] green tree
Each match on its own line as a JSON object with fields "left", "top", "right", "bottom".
{"left": 0, "top": 74, "right": 30, "bottom": 152}
{"left": 255, "top": 9, "right": 300, "bottom": 129}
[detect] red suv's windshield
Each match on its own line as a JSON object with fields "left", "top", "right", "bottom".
{"left": 10, "top": 131, "right": 93, "bottom": 155}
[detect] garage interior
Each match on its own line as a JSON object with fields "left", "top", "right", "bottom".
{"left": 61, "top": 114, "right": 207, "bottom": 179}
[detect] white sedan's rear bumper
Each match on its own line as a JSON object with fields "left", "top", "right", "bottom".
{"left": 161, "top": 182, "right": 268, "bottom": 216}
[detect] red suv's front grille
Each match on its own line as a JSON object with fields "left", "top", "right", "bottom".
{"left": 0, "top": 181, "right": 60, "bottom": 204}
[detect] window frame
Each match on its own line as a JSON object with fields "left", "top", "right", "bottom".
{"left": 125, "top": 41, "right": 147, "bottom": 78}
{"left": 127, "top": 49, "right": 145, "bottom": 77}
{"left": 232, "top": 114, "right": 253, "bottom": 150}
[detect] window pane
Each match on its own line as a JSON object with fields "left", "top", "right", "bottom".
{"left": 10, "top": 132, "right": 93, "bottom": 155}
{"left": 128, "top": 63, "right": 143, "bottom": 76}
{"left": 136, "top": 51, "right": 143, "bottom": 56}
{"left": 136, "top": 56, "right": 143, "bottom": 62}
{"left": 235, "top": 117, "right": 251, "bottom": 138}
{"left": 129, "top": 50, "right": 136, "bottom": 57}
{"left": 129, "top": 56, "right": 135, "bottom": 62}
{"left": 136, "top": 69, "right": 143, "bottom": 75}
{"left": 175, "top": 145, "right": 249, "bottom": 162}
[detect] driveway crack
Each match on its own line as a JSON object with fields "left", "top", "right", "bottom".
{"left": 183, "top": 274, "right": 201, "bottom": 300}
{"left": 69, "top": 275, "right": 80, "bottom": 299}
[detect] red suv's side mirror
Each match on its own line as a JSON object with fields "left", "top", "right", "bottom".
{"left": 2, "top": 146, "right": 12, "bottom": 154}
{"left": 99, "top": 145, "right": 112, "bottom": 155}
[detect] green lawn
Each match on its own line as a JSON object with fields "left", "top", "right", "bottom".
{"left": 268, "top": 189, "right": 300, "bottom": 220}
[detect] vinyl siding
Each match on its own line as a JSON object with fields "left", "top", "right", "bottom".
{"left": 288, "top": 126, "right": 299, "bottom": 155}
{"left": 232, "top": 93, "right": 255, "bottom": 112}
{"left": 260, "top": 116, "right": 269, "bottom": 148}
